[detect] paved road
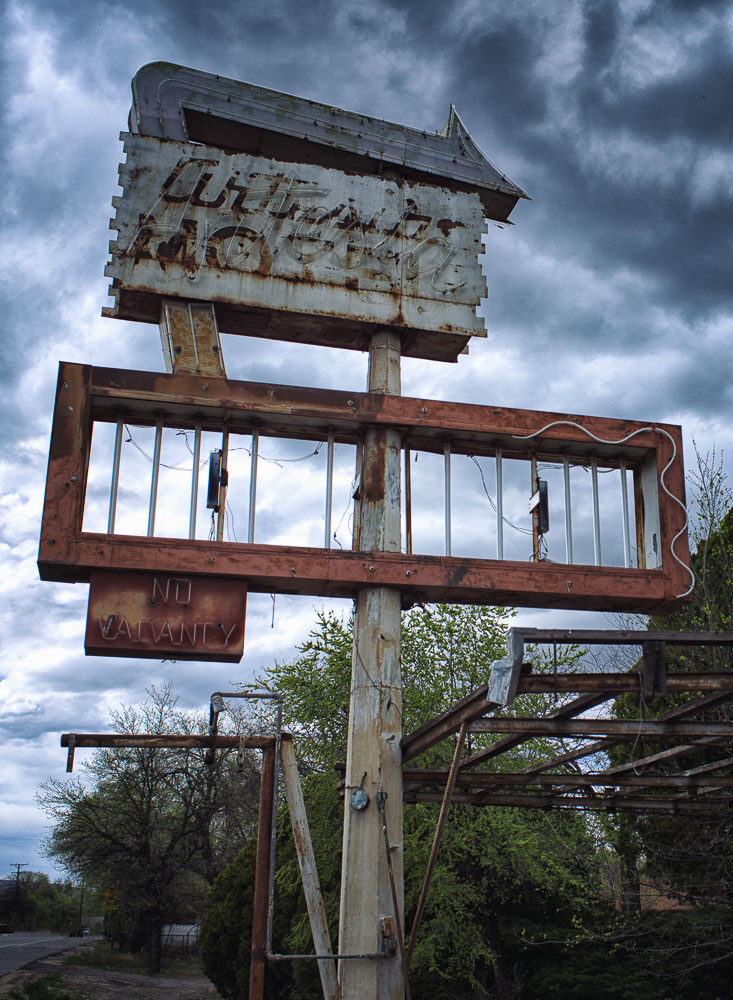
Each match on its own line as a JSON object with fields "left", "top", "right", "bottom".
{"left": 0, "top": 932, "right": 96, "bottom": 976}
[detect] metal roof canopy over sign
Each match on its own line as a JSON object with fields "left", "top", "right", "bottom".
{"left": 104, "top": 62, "right": 528, "bottom": 362}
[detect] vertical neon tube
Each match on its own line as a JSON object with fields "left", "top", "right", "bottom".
{"left": 189, "top": 423, "right": 201, "bottom": 540}
{"left": 324, "top": 432, "right": 334, "bottom": 549}
{"left": 620, "top": 460, "right": 632, "bottom": 568}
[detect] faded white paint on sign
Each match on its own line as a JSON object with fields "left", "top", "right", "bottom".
{"left": 105, "top": 133, "right": 487, "bottom": 344}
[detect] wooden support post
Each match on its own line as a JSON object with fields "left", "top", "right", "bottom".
{"left": 280, "top": 738, "right": 339, "bottom": 1000}
{"left": 338, "top": 329, "right": 404, "bottom": 1000}
{"left": 216, "top": 427, "right": 229, "bottom": 543}
{"left": 159, "top": 300, "right": 226, "bottom": 377}
{"left": 250, "top": 746, "right": 275, "bottom": 1000}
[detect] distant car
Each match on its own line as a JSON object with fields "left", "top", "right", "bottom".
{"left": 0, "top": 924, "right": 11, "bottom": 934}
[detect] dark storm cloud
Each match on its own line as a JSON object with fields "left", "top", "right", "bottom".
{"left": 408, "top": 1, "right": 733, "bottom": 333}
{"left": 584, "top": 0, "right": 619, "bottom": 67}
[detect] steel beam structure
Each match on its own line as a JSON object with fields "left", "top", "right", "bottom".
{"left": 397, "top": 633, "right": 733, "bottom": 816}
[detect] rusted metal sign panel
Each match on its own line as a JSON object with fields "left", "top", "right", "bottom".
{"left": 129, "top": 62, "right": 528, "bottom": 224}
{"left": 104, "top": 133, "right": 487, "bottom": 361}
{"left": 39, "top": 363, "right": 692, "bottom": 614}
{"left": 85, "top": 570, "right": 247, "bottom": 662}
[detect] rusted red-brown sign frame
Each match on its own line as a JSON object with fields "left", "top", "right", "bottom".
{"left": 85, "top": 570, "right": 247, "bottom": 662}
{"left": 38, "top": 362, "right": 691, "bottom": 613}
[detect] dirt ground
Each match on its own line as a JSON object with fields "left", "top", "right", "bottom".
{"left": 0, "top": 945, "right": 222, "bottom": 999}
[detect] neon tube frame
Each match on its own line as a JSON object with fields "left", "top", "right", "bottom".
{"left": 39, "top": 362, "right": 692, "bottom": 614}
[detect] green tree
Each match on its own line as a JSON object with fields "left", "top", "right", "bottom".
{"left": 202, "top": 604, "right": 611, "bottom": 999}
{"left": 38, "top": 684, "right": 260, "bottom": 973}
{"left": 605, "top": 451, "right": 733, "bottom": 991}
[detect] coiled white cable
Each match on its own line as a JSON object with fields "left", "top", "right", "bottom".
{"left": 512, "top": 421, "right": 695, "bottom": 598}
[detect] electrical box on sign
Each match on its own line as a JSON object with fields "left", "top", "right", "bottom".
{"left": 207, "top": 450, "right": 223, "bottom": 510}
{"left": 529, "top": 480, "right": 549, "bottom": 535}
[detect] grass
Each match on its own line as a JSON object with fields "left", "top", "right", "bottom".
{"left": 62, "top": 941, "right": 203, "bottom": 977}
{"left": 5, "top": 976, "right": 89, "bottom": 1000}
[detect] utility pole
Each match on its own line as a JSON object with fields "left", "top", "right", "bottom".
{"left": 11, "top": 864, "right": 28, "bottom": 892}
{"left": 338, "top": 328, "right": 405, "bottom": 1000}
{"left": 11, "top": 864, "right": 28, "bottom": 924}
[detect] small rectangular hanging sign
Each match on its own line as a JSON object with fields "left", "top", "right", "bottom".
{"left": 85, "top": 570, "right": 247, "bottom": 662}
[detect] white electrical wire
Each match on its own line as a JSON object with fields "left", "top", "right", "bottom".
{"left": 512, "top": 421, "right": 695, "bottom": 598}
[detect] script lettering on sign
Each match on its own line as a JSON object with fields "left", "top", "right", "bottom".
{"left": 123, "top": 158, "right": 468, "bottom": 293}
{"left": 85, "top": 571, "right": 247, "bottom": 663}
{"left": 105, "top": 133, "right": 487, "bottom": 343}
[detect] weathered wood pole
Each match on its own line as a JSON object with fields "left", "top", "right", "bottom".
{"left": 338, "top": 328, "right": 404, "bottom": 999}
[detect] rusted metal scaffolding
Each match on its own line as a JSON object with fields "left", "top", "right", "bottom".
{"left": 391, "top": 629, "right": 733, "bottom": 968}
{"left": 62, "top": 728, "right": 339, "bottom": 1000}
{"left": 399, "top": 630, "right": 733, "bottom": 815}
{"left": 61, "top": 630, "right": 733, "bottom": 996}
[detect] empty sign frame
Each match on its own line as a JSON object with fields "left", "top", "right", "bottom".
{"left": 39, "top": 362, "right": 692, "bottom": 613}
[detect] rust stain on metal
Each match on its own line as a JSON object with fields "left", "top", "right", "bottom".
{"left": 362, "top": 435, "right": 388, "bottom": 502}
{"left": 436, "top": 218, "right": 465, "bottom": 236}
{"left": 85, "top": 570, "right": 247, "bottom": 662}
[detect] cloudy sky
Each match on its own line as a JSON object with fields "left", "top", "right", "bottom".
{"left": 1, "top": 0, "right": 732, "bottom": 878}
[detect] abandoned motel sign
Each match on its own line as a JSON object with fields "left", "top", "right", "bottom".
{"left": 39, "top": 360, "right": 692, "bottom": 645}
{"left": 40, "top": 61, "right": 702, "bottom": 1000}
{"left": 38, "top": 61, "right": 692, "bottom": 659}
{"left": 105, "top": 62, "right": 527, "bottom": 363}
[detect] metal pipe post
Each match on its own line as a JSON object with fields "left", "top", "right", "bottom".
{"left": 189, "top": 424, "right": 201, "bottom": 540}
{"left": 216, "top": 428, "right": 229, "bottom": 543}
{"left": 147, "top": 421, "right": 163, "bottom": 537}
{"left": 325, "top": 432, "right": 334, "bottom": 548}
{"left": 249, "top": 746, "right": 275, "bottom": 1000}
{"left": 404, "top": 447, "right": 413, "bottom": 555}
{"left": 248, "top": 428, "right": 259, "bottom": 543}
{"left": 338, "top": 329, "right": 404, "bottom": 1000}
{"left": 495, "top": 448, "right": 504, "bottom": 560}
{"left": 107, "top": 417, "right": 123, "bottom": 534}
{"left": 531, "top": 452, "right": 540, "bottom": 561}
